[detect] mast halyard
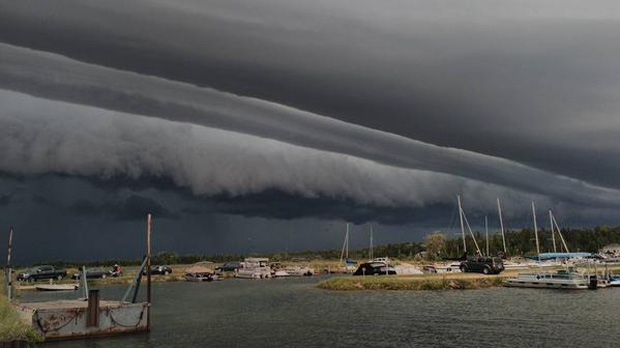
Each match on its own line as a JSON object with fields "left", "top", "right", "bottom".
{"left": 549, "top": 210, "right": 557, "bottom": 253}
{"left": 497, "top": 198, "right": 507, "bottom": 254}
{"left": 340, "top": 222, "right": 350, "bottom": 264}
{"left": 550, "top": 210, "right": 570, "bottom": 253}
{"left": 532, "top": 202, "right": 541, "bottom": 261}
{"left": 457, "top": 195, "right": 467, "bottom": 254}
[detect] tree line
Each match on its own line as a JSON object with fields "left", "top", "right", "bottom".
{"left": 22, "top": 225, "right": 620, "bottom": 268}
{"left": 432, "top": 225, "right": 620, "bottom": 259}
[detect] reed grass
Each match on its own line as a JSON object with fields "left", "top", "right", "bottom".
{"left": 318, "top": 274, "right": 507, "bottom": 291}
{"left": 0, "top": 273, "right": 44, "bottom": 346}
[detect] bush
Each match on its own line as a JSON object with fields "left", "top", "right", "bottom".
{"left": 0, "top": 274, "right": 44, "bottom": 346}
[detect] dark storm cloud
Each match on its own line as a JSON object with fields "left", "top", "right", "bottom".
{"left": 1, "top": 0, "right": 619, "bottom": 189}
{"left": 3, "top": 86, "right": 617, "bottom": 218}
{"left": 1, "top": 0, "right": 620, "bottom": 265}
{"left": 71, "top": 195, "right": 174, "bottom": 221}
{"left": 0, "top": 193, "right": 11, "bottom": 206}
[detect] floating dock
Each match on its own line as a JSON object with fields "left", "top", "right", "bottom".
{"left": 15, "top": 292, "right": 149, "bottom": 340}
{"left": 7, "top": 214, "right": 154, "bottom": 342}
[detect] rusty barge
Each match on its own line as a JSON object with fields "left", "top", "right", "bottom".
{"left": 8, "top": 214, "right": 155, "bottom": 341}
{"left": 15, "top": 296, "right": 149, "bottom": 340}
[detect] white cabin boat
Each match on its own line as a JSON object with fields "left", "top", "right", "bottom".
{"left": 504, "top": 269, "right": 598, "bottom": 290}
{"left": 284, "top": 266, "right": 314, "bottom": 277}
{"left": 422, "top": 262, "right": 462, "bottom": 274}
{"left": 236, "top": 258, "right": 272, "bottom": 279}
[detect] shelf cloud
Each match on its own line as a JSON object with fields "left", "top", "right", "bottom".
{"left": 1, "top": 0, "right": 619, "bottom": 261}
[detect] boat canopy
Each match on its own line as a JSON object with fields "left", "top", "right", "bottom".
{"left": 536, "top": 252, "right": 592, "bottom": 260}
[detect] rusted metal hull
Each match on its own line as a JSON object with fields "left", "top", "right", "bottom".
{"left": 14, "top": 300, "right": 149, "bottom": 340}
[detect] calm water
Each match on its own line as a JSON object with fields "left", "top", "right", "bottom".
{"left": 20, "top": 276, "right": 620, "bottom": 347}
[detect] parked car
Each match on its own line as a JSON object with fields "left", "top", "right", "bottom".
{"left": 72, "top": 267, "right": 111, "bottom": 280}
{"left": 143, "top": 265, "right": 173, "bottom": 275}
{"left": 17, "top": 265, "right": 68, "bottom": 282}
{"left": 460, "top": 257, "right": 505, "bottom": 274}
{"left": 353, "top": 262, "right": 397, "bottom": 276}
{"left": 216, "top": 262, "right": 242, "bottom": 273}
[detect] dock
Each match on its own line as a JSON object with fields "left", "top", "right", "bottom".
{"left": 6, "top": 214, "right": 154, "bottom": 342}
{"left": 15, "top": 295, "right": 149, "bottom": 340}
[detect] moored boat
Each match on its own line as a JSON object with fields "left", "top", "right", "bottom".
{"left": 504, "top": 269, "right": 597, "bottom": 290}
{"left": 608, "top": 276, "right": 620, "bottom": 287}
{"left": 236, "top": 258, "right": 272, "bottom": 279}
{"left": 35, "top": 284, "right": 79, "bottom": 291}
{"left": 185, "top": 272, "right": 219, "bottom": 282}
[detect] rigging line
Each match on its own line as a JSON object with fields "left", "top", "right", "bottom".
{"left": 462, "top": 212, "right": 481, "bottom": 255}
{"left": 551, "top": 214, "right": 570, "bottom": 253}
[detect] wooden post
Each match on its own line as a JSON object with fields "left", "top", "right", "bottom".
{"left": 6, "top": 227, "right": 13, "bottom": 301}
{"left": 87, "top": 290, "right": 100, "bottom": 327}
{"left": 146, "top": 214, "right": 152, "bottom": 331}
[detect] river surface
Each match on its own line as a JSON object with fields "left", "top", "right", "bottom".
{"left": 20, "top": 276, "right": 620, "bottom": 347}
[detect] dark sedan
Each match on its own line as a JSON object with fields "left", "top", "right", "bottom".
{"left": 215, "top": 262, "right": 242, "bottom": 273}
{"left": 143, "top": 265, "right": 173, "bottom": 275}
{"left": 72, "top": 267, "right": 111, "bottom": 280}
{"left": 353, "top": 262, "right": 397, "bottom": 276}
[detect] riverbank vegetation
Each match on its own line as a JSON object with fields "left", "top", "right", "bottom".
{"left": 0, "top": 274, "right": 43, "bottom": 346}
{"left": 318, "top": 274, "right": 508, "bottom": 291}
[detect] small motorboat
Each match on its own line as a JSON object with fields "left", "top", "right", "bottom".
{"left": 185, "top": 272, "right": 219, "bottom": 282}
{"left": 35, "top": 284, "right": 79, "bottom": 291}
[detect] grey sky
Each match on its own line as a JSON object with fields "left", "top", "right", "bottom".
{"left": 1, "top": 0, "right": 619, "bottom": 262}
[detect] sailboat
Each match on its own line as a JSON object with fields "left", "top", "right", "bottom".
{"left": 537, "top": 210, "right": 590, "bottom": 261}
{"left": 457, "top": 195, "right": 482, "bottom": 257}
{"left": 504, "top": 203, "right": 599, "bottom": 290}
{"left": 339, "top": 223, "right": 357, "bottom": 273}
{"left": 497, "top": 199, "right": 538, "bottom": 270}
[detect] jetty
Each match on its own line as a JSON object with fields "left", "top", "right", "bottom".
{"left": 9, "top": 214, "right": 154, "bottom": 341}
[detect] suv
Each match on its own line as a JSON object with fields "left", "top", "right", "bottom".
{"left": 460, "top": 257, "right": 504, "bottom": 274}
{"left": 17, "top": 265, "right": 68, "bottom": 282}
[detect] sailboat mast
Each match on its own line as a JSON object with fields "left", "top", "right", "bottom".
{"left": 485, "top": 215, "right": 489, "bottom": 257}
{"left": 6, "top": 227, "right": 13, "bottom": 302}
{"left": 369, "top": 224, "right": 374, "bottom": 260}
{"left": 532, "top": 202, "right": 541, "bottom": 259}
{"left": 457, "top": 195, "right": 467, "bottom": 253}
{"left": 497, "top": 198, "right": 507, "bottom": 254}
{"left": 146, "top": 213, "right": 152, "bottom": 331}
{"left": 340, "top": 223, "right": 350, "bottom": 263}
{"left": 549, "top": 210, "right": 557, "bottom": 253}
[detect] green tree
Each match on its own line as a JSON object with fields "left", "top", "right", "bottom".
{"left": 425, "top": 231, "right": 447, "bottom": 260}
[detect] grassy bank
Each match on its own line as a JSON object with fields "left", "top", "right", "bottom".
{"left": 318, "top": 274, "right": 509, "bottom": 291}
{"left": 0, "top": 274, "right": 43, "bottom": 346}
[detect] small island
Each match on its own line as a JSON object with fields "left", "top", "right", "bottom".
{"left": 318, "top": 272, "right": 510, "bottom": 291}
